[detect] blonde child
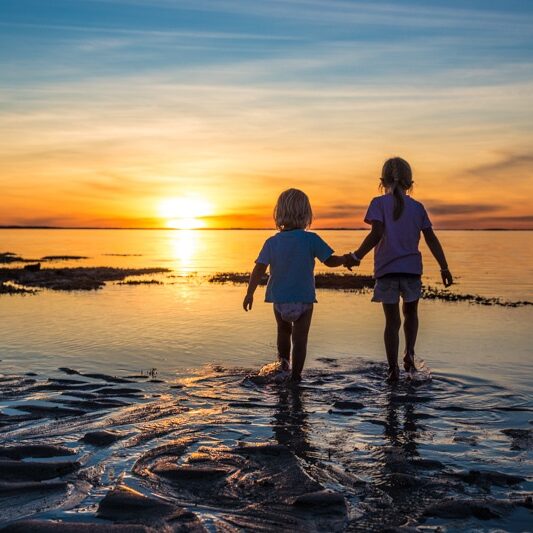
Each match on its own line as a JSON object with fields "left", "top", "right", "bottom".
{"left": 243, "top": 188, "right": 349, "bottom": 382}
{"left": 347, "top": 158, "right": 453, "bottom": 382}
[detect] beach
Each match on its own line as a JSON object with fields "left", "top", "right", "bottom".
{"left": 0, "top": 229, "right": 532, "bottom": 532}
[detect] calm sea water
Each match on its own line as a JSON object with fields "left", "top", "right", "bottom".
{"left": 2, "top": 228, "right": 532, "bottom": 298}
{"left": 1, "top": 229, "right": 532, "bottom": 531}
{"left": 0, "top": 229, "right": 531, "bottom": 391}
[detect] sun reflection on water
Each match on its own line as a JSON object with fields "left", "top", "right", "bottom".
{"left": 171, "top": 229, "right": 198, "bottom": 271}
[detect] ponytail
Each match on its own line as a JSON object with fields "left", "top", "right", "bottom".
{"left": 380, "top": 157, "right": 413, "bottom": 221}
{"left": 390, "top": 159, "right": 404, "bottom": 220}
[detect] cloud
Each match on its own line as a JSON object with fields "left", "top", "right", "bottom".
{"left": 467, "top": 152, "right": 533, "bottom": 176}
{"left": 79, "top": 0, "right": 533, "bottom": 32}
{"left": 0, "top": 21, "right": 298, "bottom": 42}
{"left": 424, "top": 201, "right": 503, "bottom": 216}
{"left": 450, "top": 214, "right": 533, "bottom": 229}
{"left": 316, "top": 204, "right": 367, "bottom": 219}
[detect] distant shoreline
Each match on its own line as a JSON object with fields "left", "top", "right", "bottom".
{"left": 0, "top": 226, "right": 531, "bottom": 231}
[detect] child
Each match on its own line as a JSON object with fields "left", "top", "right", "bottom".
{"left": 347, "top": 157, "right": 453, "bottom": 383}
{"left": 243, "top": 188, "right": 350, "bottom": 383}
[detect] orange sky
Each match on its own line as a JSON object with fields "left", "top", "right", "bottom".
{"left": 1, "top": 1, "right": 532, "bottom": 229}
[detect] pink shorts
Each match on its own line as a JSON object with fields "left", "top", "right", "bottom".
{"left": 274, "top": 303, "right": 313, "bottom": 322}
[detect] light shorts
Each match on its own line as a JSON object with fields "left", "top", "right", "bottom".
{"left": 372, "top": 275, "right": 422, "bottom": 305}
{"left": 274, "top": 302, "right": 313, "bottom": 323}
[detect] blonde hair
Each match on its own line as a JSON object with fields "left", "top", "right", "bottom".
{"left": 274, "top": 188, "right": 313, "bottom": 230}
{"left": 380, "top": 157, "right": 413, "bottom": 220}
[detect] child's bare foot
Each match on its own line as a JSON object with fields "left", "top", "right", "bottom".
{"left": 386, "top": 366, "right": 400, "bottom": 383}
{"left": 403, "top": 353, "right": 417, "bottom": 372}
{"left": 278, "top": 356, "right": 290, "bottom": 372}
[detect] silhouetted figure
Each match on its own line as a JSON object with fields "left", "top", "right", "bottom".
{"left": 243, "top": 188, "right": 351, "bottom": 382}
{"left": 346, "top": 158, "right": 453, "bottom": 383}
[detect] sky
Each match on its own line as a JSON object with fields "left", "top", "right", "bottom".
{"left": 1, "top": 0, "right": 532, "bottom": 229}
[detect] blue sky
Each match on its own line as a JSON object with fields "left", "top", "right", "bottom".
{"left": 1, "top": 0, "right": 532, "bottom": 227}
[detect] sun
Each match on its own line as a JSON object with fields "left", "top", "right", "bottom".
{"left": 158, "top": 196, "right": 212, "bottom": 229}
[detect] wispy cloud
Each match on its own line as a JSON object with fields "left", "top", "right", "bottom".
{"left": 0, "top": 21, "right": 299, "bottom": 41}
{"left": 468, "top": 152, "right": 533, "bottom": 176}
{"left": 79, "top": 0, "right": 533, "bottom": 31}
{"left": 1, "top": 0, "right": 532, "bottom": 228}
{"left": 424, "top": 201, "right": 503, "bottom": 216}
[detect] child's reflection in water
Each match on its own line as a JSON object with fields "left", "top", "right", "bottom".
{"left": 379, "top": 388, "right": 420, "bottom": 483}
{"left": 272, "top": 385, "right": 315, "bottom": 463}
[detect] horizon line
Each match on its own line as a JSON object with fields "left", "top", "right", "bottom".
{"left": 0, "top": 225, "right": 531, "bottom": 231}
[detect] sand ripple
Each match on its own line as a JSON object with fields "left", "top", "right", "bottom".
{"left": 0, "top": 360, "right": 531, "bottom": 531}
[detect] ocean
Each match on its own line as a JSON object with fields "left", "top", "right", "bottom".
{"left": 0, "top": 229, "right": 531, "bottom": 531}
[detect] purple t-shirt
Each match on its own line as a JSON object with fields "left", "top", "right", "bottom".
{"left": 364, "top": 194, "right": 432, "bottom": 278}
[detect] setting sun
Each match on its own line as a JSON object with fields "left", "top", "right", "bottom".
{"left": 158, "top": 197, "right": 213, "bottom": 229}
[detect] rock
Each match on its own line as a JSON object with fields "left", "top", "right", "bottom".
{"left": 292, "top": 490, "right": 346, "bottom": 508}
{"left": 1, "top": 521, "right": 155, "bottom": 532}
{"left": 0, "top": 444, "right": 76, "bottom": 460}
{"left": 0, "top": 459, "right": 80, "bottom": 481}
{"left": 332, "top": 400, "right": 365, "bottom": 410}
{"left": 97, "top": 484, "right": 175, "bottom": 520}
{"left": 451, "top": 469, "right": 525, "bottom": 487}
{"left": 424, "top": 497, "right": 512, "bottom": 520}
{"left": 0, "top": 480, "right": 67, "bottom": 493}
{"left": 328, "top": 409, "right": 357, "bottom": 416}
{"left": 81, "top": 430, "right": 124, "bottom": 446}
{"left": 97, "top": 484, "right": 205, "bottom": 530}
{"left": 343, "top": 383, "right": 372, "bottom": 393}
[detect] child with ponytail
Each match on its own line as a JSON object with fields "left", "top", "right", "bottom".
{"left": 347, "top": 157, "right": 453, "bottom": 382}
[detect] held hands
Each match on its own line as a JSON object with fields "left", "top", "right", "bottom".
{"left": 343, "top": 253, "right": 360, "bottom": 271}
{"left": 243, "top": 293, "right": 253, "bottom": 311}
{"left": 441, "top": 268, "right": 453, "bottom": 287}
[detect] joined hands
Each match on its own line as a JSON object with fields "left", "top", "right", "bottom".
{"left": 342, "top": 253, "right": 360, "bottom": 271}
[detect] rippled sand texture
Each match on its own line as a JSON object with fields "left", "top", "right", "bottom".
{"left": 0, "top": 360, "right": 531, "bottom": 532}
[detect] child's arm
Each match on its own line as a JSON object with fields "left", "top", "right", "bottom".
{"left": 323, "top": 254, "right": 352, "bottom": 268}
{"left": 243, "top": 262, "right": 268, "bottom": 311}
{"left": 348, "top": 221, "right": 384, "bottom": 265}
{"left": 422, "top": 228, "right": 453, "bottom": 287}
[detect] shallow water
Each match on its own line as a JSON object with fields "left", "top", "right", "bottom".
{"left": 0, "top": 361, "right": 531, "bottom": 531}
{"left": 0, "top": 229, "right": 532, "bottom": 531}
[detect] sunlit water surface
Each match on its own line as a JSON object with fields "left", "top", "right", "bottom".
{"left": 0, "top": 230, "right": 531, "bottom": 531}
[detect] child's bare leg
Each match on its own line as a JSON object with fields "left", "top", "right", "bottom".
{"left": 274, "top": 307, "right": 292, "bottom": 370}
{"left": 402, "top": 300, "right": 419, "bottom": 371}
{"left": 290, "top": 306, "right": 314, "bottom": 382}
{"left": 382, "top": 303, "right": 401, "bottom": 381}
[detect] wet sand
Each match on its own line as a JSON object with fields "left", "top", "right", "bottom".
{"left": 209, "top": 272, "right": 533, "bottom": 307}
{"left": 0, "top": 266, "right": 170, "bottom": 293}
{"left": 0, "top": 360, "right": 531, "bottom": 531}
